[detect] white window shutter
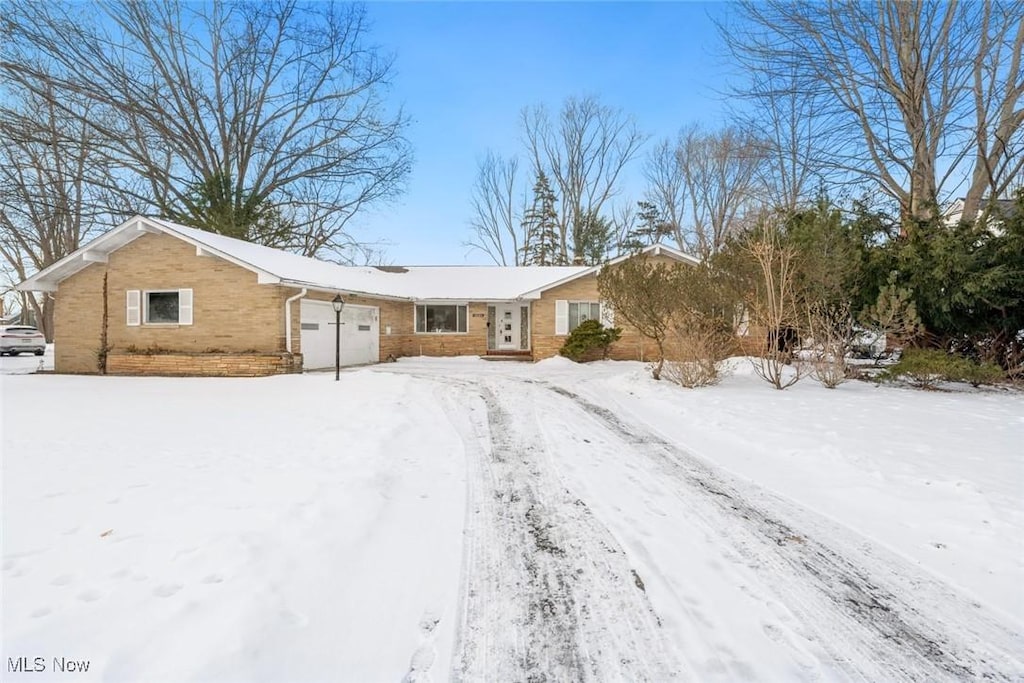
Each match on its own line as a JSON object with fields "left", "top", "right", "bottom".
{"left": 600, "top": 302, "right": 615, "bottom": 327}
{"left": 555, "top": 300, "right": 569, "bottom": 335}
{"left": 178, "top": 288, "right": 193, "bottom": 325}
{"left": 126, "top": 290, "right": 141, "bottom": 326}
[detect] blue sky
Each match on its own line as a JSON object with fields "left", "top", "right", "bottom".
{"left": 357, "top": 2, "right": 734, "bottom": 265}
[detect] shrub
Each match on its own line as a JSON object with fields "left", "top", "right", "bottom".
{"left": 661, "top": 314, "right": 735, "bottom": 388}
{"left": 959, "top": 359, "right": 1006, "bottom": 387}
{"left": 661, "top": 354, "right": 730, "bottom": 389}
{"left": 882, "top": 349, "right": 961, "bottom": 389}
{"left": 559, "top": 320, "right": 621, "bottom": 362}
{"left": 806, "top": 302, "right": 855, "bottom": 389}
{"left": 882, "top": 348, "right": 1005, "bottom": 389}
{"left": 740, "top": 223, "right": 807, "bottom": 390}
{"left": 597, "top": 254, "right": 689, "bottom": 379}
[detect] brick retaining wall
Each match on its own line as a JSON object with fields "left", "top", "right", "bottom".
{"left": 107, "top": 352, "right": 302, "bottom": 377}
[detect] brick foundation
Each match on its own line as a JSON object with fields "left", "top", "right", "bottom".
{"left": 106, "top": 351, "right": 302, "bottom": 377}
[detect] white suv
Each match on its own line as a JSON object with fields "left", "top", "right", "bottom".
{"left": 0, "top": 325, "right": 46, "bottom": 356}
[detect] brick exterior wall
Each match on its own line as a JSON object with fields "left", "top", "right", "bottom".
{"left": 107, "top": 351, "right": 301, "bottom": 377}
{"left": 283, "top": 291, "right": 494, "bottom": 360}
{"left": 532, "top": 271, "right": 663, "bottom": 362}
{"left": 52, "top": 231, "right": 710, "bottom": 374}
{"left": 54, "top": 261, "right": 108, "bottom": 374}
{"left": 376, "top": 299, "right": 491, "bottom": 358}
{"left": 736, "top": 325, "right": 768, "bottom": 355}
{"left": 54, "top": 231, "right": 291, "bottom": 374}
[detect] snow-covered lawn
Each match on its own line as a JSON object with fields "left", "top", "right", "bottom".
{"left": 2, "top": 371, "right": 466, "bottom": 681}
{"left": 2, "top": 357, "right": 1022, "bottom": 681}
{"left": 0, "top": 343, "right": 53, "bottom": 375}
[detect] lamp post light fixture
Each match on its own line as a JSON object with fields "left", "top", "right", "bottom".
{"left": 332, "top": 294, "right": 345, "bottom": 381}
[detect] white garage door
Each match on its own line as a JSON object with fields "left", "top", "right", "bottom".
{"left": 300, "top": 300, "right": 380, "bottom": 370}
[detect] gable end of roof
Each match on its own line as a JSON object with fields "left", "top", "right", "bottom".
{"left": 516, "top": 243, "right": 700, "bottom": 298}
{"left": 16, "top": 216, "right": 277, "bottom": 292}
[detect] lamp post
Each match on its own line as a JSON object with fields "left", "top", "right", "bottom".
{"left": 332, "top": 294, "right": 345, "bottom": 381}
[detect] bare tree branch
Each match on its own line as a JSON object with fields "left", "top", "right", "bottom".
{"left": 522, "top": 96, "right": 647, "bottom": 262}
{"left": 677, "top": 124, "right": 767, "bottom": 257}
{"left": 643, "top": 138, "right": 688, "bottom": 249}
{"left": 1, "top": 0, "right": 410, "bottom": 260}
{"left": 0, "top": 87, "right": 122, "bottom": 339}
{"left": 720, "top": 0, "right": 1024, "bottom": 226}
{"left": 465, "top": 152, "right": 523, "bottom": 265}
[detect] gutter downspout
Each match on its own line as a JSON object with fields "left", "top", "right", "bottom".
{"left": 284, "top": 288, "right": 308, "bottom": 353}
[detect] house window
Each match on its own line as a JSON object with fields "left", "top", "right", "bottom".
{"left": 127, "top": 288, "right": 192, "bottom": 326}
{"left": 416, "top": 304, "right": 467, "bottom": 333}
{"left": 145, "top": 291, "right": 181, "bottom": 324}
{"left": 568, "top": 301, "right": 601, "bottom": 332}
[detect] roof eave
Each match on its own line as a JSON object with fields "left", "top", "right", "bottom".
{"left": 278, "top": 280, "right": 412, "bottom": 302}
{"left": 16, "top": 216, "right": 159, "bottom": 291}
{"left": 16, "top": 278, "right": 58, "bottom": 292}
{"left": 517, "top": 266, "right": 599, "bottom": 299}
{"left": 149, "top": 218, "right": 282, "bottom": 284}
{"left": 514, "top": 245, "right": 700, "bottom": 299}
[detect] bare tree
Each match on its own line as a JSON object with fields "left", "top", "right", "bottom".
{"left": 805, "top": 301, "right": 854, "bottom": 389}
{"left": 609, "top": 201, "right": 638, "bottom": 256}
{"left": 738, "top": 66, "right": 828, "bottom": 212}
{"left": 522, "top": 96, "right": 647, "bottom": 262}
{"left": 662, "top": 312, "right": 736, "bottom": 389}
{"left": 677, "top": 124, "right": 767, "bottom": 257}
{"left": 964, "top": 2, "right": 1024, "bottom": 224}
{"left": 1, "top": 0, "right": 410, "bottom": 261}
{"left": 466, "top": 152, "right": 524, "bottom": 265}
{"left": 643, "top": 138, "right": 688, "bottom": 248}
{"left": 722, "top": 1, "right": 1024, "bottom": 226}
{"left": 742, "top": 223, "right": 806, "bottom": 390}
{"left": 0, "top": 88, "right": 128, "bottom": 340}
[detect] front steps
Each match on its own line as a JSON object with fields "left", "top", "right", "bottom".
{"left": 480, "top": 351, "right": 533, "bottom": 362}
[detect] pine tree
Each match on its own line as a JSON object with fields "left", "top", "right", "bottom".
{"left": 573, "top": 210, "right": 614, "bottom": 265}
{"left": 622, "top": 201, "right": 673, "bottom": 252}
{"left": 520, "top": 171, "right": 562, "bottom": 265}
{"left": 858, "top": 272, "right": 922, "bottom": 348}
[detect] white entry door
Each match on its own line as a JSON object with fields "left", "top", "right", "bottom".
{"left": 495, "top": 304, "right": 520, "bottom": 350}
{"left": 300, "top": 300, "right": 379, "bottom": 369}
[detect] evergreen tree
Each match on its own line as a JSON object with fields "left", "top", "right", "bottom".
{"left": 785, "top": 198, "right": 863, "bottom": 307}
{"left": 573, "top": 210, "right": 614, "bottom": 265}
{"left": 622, "top": 200, "right": 673, "bottom": 252}
{"left": 892, "top": 191, "right": 1024, "bottom": 364}
{"left": 170, "top": 171, "right": 295, "bottom": 246}
{"left": 520, "top": 171, "right": 562, "bottom": 265}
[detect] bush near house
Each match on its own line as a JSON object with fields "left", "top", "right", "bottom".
{"left": 559, "top": 320, "right": 621, "bottom": 362}
{"left": 599, "top": 254, "right": 735, "bottom": 381}
{"left": 661, "top": 313, "right": 736, "bottom": 388}
{"left": 881, "top": 348, "right": 1005, "bottom": 389}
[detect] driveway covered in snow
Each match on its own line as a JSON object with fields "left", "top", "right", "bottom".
{"left": 3, "top": 358, "right": 1022, "bottom": 681}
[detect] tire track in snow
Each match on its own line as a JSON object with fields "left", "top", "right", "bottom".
{"left": 436, "top": 378, "right": 685, "bottom": 682}
{"left": 381, "top": 364, "right": 1022, "bottom": 680}
{"left": 538, "top": 381, "right": 1024, "bottom": 681}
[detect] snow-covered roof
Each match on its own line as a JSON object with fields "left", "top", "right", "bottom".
{"left": 19, "top": 216, "right": 700, "bottom": 299}
{"left": 943, "top": 197, "right": 1019, "bottom": 226}
{"left": 153, "top": 220, "right": 589, "bottom": 300}
{"left": 382, "top": 265, "right": 590, "bottom": 300}
{"left": 18, "top": 216, "right": 610, "bottom": 300}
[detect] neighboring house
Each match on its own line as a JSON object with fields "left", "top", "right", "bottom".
{"left": 17, "top": 216, "right": 698, "bottom": 376}
{"left": 943, "top": 197, "right": 1019, "bottom": 234}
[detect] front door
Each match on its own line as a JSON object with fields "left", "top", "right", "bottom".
{"left": 495, "top": 304, "right": 520, "bottom": 350}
